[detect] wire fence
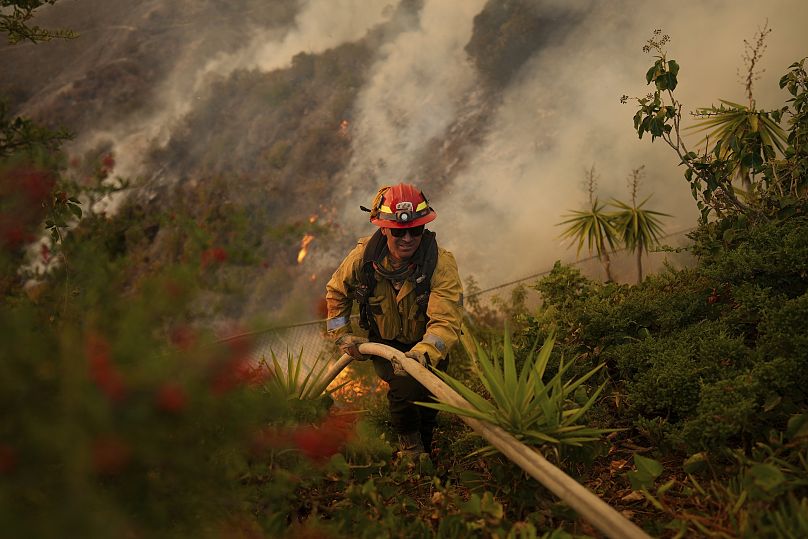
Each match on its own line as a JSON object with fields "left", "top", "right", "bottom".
{"left": 227, "top": 227, "right": 696, "bottom": 368}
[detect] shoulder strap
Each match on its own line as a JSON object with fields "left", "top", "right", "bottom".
{"left": 356, "top": 229, "right": 386, "bottom": 333}
{"left": 413, "top": 230, "right": 438, "bottom": 319}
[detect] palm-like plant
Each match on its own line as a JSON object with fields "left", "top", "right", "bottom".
{"left": 609, "top": 166, "right": 669, "bottom": 283}
{"left": 689, "top": 100, "right": 787, "bottom": 189}
{"left": 419, "top": 330, "right": 612, "bottom": 460}
{"left": 609, "top": 197, "right": 668, "bottom": 284}
{"left": 558, "top": 198, "right": 618, "bottom": 282}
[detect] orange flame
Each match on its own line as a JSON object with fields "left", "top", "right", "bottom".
{"left": 329, "top": 369, "right": 385, "bottom": 403}
{"left": 338, "top": 119, "right": 350, "bottom": 137}
{"left": 297, "top": 233, "right": 315, "bottom": 264}
{"left": 309, "top": 214, "right": 318, "bottom": 224}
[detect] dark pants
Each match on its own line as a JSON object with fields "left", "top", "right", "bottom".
{"left": 369, "top": 337, "right": 448, "bottom": 450}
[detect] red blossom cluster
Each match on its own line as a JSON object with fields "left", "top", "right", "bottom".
{"left": 169, "top": 324, "right": 196, "bottom": 351}
{"left": 100, "top": 153, "right": 115, "bottom": 173}
{"left": 291, "top": 412, "right": 359, "bottom": 463}
{"left": 85, "top": 332, "right": 126, "bottom": 402}
{"left": 155, "top": 382, "right": 188, "bottom": 414}
{"left": 200, "top": 246, "right": 227, "bottom": 269}
{"left": 209, "top": 336, "right": 270, "bottom": 394}
{"left": 252, "top": 412, "right": 360, "bottom": 464}
{"left": 0, "top": 166, "right": 55, "bottom": 251}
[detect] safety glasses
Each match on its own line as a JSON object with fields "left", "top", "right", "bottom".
{"left": 389, "top": 225, "right": 425, "bottom": 238}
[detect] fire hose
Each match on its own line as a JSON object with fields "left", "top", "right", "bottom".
{"left": 311, "top": 342, "right": 650, "bottom": 539}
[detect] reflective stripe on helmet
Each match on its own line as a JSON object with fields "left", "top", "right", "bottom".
{"left": 369, "top": 183, "right": 437, "bottom": 228}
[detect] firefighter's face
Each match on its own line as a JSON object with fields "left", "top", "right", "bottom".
{"left": 382, "top": 226, "right": 423, "bottom": 262}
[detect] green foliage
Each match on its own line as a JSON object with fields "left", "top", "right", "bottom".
{"left": 689, "top": 99, "right": 787, "bottom": 185}
{"left": 558, "top": 199, "right": 618, "bottom": 258}
{"left": 0, "top": 100, "right": 72, "bottom": 158}
{"left": 627, "top": 454, "right": 663, "bottom": 491}
{"left": 559, "top": 165, "right": 669, "bottom": 283}
{"left": 0, "top": 253, "right": 281, "bottom": 537}
{"left": 609, "top": 197, "right": 668, "bottom": 253}
{"left": 262, "top": 348, "right": 344, "bottom": 402}
{"left": 1, "top": 0, "right": 77, "bottom": 44}
{"left": 420, "top": 330, "right": 612, "bottom": 460}
{"left": 625, "top": 31, "right": 808, "bottom": 222}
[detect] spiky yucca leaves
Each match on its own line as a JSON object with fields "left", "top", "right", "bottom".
{"left": 689, "top": 100, "right": 788, "bottom": 186}
{"left": 262, "top": 348, "right": 347, "bottom": 401}
{"left": 609, "top": 196, "right": 669, "bottom": 283}
{"left": 419, "top": 331, "right": 612, "bottom": 458}
{"left": 558, "top": 199, "right": 618, "bottom": 281}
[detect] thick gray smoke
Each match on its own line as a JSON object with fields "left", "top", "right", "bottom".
{"left": 342, "top": 0, "right": 808, "bottom": 287}
{"left": 6, "top": 0, "right": 808, "bottom": 298}
{"left": 343, "top": 0, "right": 487, "bottom": 205}
{"left": 74, "top": 0, "right": 395, "bottom": 209}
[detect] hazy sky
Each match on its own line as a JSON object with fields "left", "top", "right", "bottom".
{"left": 10, "top": 0, "right": 808, "bottom": 293}
{"left": 341, "top": 0, "right": 808, "bottom": 286}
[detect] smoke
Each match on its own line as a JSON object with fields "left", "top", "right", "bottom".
{"left": 69, "top": 0, "right": 395, "bottom": 200}
{"left": 341, "top": 0, "right": 488, "bottom": 231}
{"left": 351, "top": 0, "right": 808, "bottom": 287}
{"left": 8, "top": 0, "right": 808, "bottom": 297}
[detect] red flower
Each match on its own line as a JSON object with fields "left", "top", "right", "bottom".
{"left": 201, "top": 247, "right": 228, "bottom": 269}
{"left": 210, "top": 358, "right": 261, "bottom": 394}
{"left": 156, "top": 383, "right": 188, "bottom": 414}
{"left": 0, "top": 218, "right": 32, "bottom": 250}
{"left": 101, "top": 154, "right": 115, "bottom": 171}
{"left": 169, "top": 324, "right": 196, "bottom": 350}
{"left": 91, "top": 436, "right": 131, "bottom": 475}
{"left": 85, "top": 332, "right": 126, "bottom": 402}
{"left": 40, "top": 243, "right": 51, "bottom": 263}
{"left": 292, "top": 413, "right": 359, "bottom": 463}
{"left": 251, "top": 426, "right": 294, "bottom": 455}
{"left": 707, "top": 288, "right": 720, "bottom": 305}
{"left": 19, "top": 168, "right": 56, "bottom": 205}
{"left": 0, "top": 444, "right": 17, "bottom": 475}
{"left": 208, "top": 335, "right": 272, "bottom": 394}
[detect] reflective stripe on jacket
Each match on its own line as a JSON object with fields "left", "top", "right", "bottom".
{"left": 325, "top": 235, "right": 463, "bottom": 364}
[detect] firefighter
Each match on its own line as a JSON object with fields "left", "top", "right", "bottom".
{"left": 325, "top": 183, "right": 463, "bottom": 458}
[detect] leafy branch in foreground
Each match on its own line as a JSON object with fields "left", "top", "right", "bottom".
{"left": 419, "top": 330, "right": 613, "bottom": 461}
{"left": 1, "top": 0, "right": 77, "bottom": 44}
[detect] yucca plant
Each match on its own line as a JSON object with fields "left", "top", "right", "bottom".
{"left": 558, "top": 198, "right": 618, "bottom": 282}
{"left": 419, "top": 330, "right": 613, "bottom": 459}
{"left": 261, "top": 348, "right": 347, "bottom": 401}
{"left": 610, "top": 197, "right": 668, "bottom": 284}
{"left": 688, "top": 99, "right": 788, "bottom": 188}
{"left": 608, "top": 166, "right": 669, "bottom": 283}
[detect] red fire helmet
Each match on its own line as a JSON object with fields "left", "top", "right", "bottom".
{"left": 368, "top": 183, "right": 437, "bottom": 228}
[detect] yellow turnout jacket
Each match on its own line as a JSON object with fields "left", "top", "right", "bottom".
{"left": 325, "top": 235, "right": 463, "bottom": 364}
